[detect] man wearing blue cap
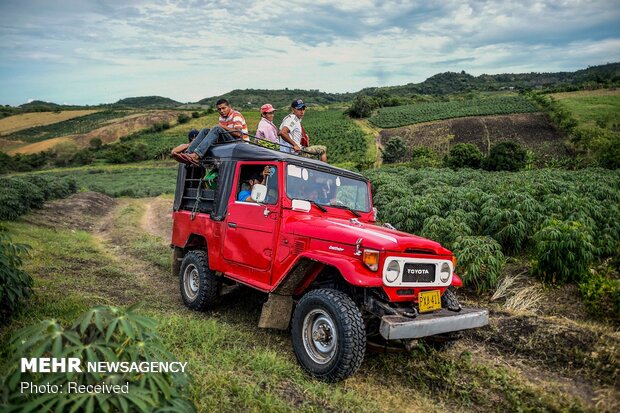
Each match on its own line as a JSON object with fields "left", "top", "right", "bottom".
{"left": 279, "top": 99, "right": 327, "bottom": 162}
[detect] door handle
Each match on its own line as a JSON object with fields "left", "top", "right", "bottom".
{"left": 228, "top": 222, "right": 237, "bottom": 228}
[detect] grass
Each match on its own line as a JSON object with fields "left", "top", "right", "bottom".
{"left": 0, "top": 197, "right": 597, "bottom": 412}
{"left": 550, "top": 89, "right": 620, "bottom": 129}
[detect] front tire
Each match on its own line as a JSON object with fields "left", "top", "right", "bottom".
{"left": 179, "top": 250, "right": 220, "bottom": 310}
{"left": 291, "top": 289, "right": 366, "bottom": 382}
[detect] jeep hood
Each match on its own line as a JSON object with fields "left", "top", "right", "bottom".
{"left": 284, "top": 215, "right": 451, "bottom": 255}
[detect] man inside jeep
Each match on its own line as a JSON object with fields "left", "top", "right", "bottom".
{"left": 237, "top": 165, "right": 273, "bottom": 202}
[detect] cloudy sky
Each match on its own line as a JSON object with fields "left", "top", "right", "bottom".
{"left": 0, "top": 0, "right": 619, "bottom": 106}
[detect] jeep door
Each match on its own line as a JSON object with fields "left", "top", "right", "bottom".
{"left": 222, "top": 163, "right": 280, "bottom": 286}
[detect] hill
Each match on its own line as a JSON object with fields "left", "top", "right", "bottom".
{"left": 197, "top": 63, "right": 620, "bottom": 108}
{"left": 359, "top": 62, "right": 620, "bottom": 97}
{"left": 197, "top": 88, "right": 355, "bottom": 109}
{"left": 114, "top": 96, "right": 183, "bottom": 108}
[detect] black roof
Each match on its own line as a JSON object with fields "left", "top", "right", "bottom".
{"left": 204, "top": 141, "right": 368, "bottom": 182}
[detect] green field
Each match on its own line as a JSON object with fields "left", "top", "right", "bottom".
{"left": 370, "top": 96, "right": 538, "bottom": 128}
{"left": 1, "top": 197, "right": 602, "bottom": 412}
{"left": 24, "top": 162, "right": 178, "bottom": 197}
{"left": 551, "top": 90, "right": 620, "bottom": 129}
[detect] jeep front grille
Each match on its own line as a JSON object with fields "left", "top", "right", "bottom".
{"left": 402, "top": 263, "right": 436, "bottom": 282}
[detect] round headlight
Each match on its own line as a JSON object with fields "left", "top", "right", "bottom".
{"left": 439, "top": 262, "right": 451, "bottom": 283}
{"left": 385, "top": 260, "right": 400, "bottom": 283}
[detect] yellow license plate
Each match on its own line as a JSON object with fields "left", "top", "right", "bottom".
{"left": 418, "top": 290, "right": 441, "bottom": 313}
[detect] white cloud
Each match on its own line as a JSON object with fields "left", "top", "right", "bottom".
{"left": 0, "top": 0, "right": 618, "bottom": 105}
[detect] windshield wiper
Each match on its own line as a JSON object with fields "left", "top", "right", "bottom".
{"left": 328, "top": 203, "right": 361, "bottom": 217}
{"left": 302, "top": 199, "right": 328, "bottom": 212}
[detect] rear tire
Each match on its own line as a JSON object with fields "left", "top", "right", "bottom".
{"left": 291, "top": 289, "right": 366, "bottom": 382}
{"left": 179, "top": 250, "right": 220, "bottom": 310}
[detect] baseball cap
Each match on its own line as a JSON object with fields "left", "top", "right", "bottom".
{"left": 291, "top": 99, "right": 306, "bottom": 109}
{"left": 260, "top": 103, "right": 276, "bottom": 113}
{"left": 188, "top": 128, "right": 199, "bottom": 141}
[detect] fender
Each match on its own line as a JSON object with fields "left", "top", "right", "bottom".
{"left": 451, "top": 273, "right": 463, "bottom": 287}
{"left": 272, "top": 250, "right": 383, "bottom": 295}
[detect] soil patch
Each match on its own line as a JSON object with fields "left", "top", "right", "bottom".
{"left": 379, "top": 113, "right": 568, "bottom": 164}
{"left": 141, "top": 196, "right": 173, "bottom": 243}
{"left": 21, "top": 192, "right": 116, "bottom": 231}
{"left": 469, "top": 311, "right": 620, "bottom": 387}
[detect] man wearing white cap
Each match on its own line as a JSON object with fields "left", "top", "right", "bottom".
{"left": 255, "top": 103, "right": 279, "bottom": 144}
{"left": 279, "top": 99, "right": 327, "bottom": 162}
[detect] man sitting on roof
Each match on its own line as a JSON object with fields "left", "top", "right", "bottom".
{"left": 279, "top": 99, "right": 327, "bottom": 162}
{"left": 186, "top": 99, "right": 248, "bottom": 163}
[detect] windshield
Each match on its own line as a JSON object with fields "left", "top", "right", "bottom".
{"left": 285, "top": 164, "right": 371, "bottom": 212}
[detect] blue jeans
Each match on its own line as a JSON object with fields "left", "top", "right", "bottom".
{"left": 188, "top": 126, "right": 236, "bottom": 158}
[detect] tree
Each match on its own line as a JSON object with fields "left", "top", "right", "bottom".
{"left": 446, "top": 143, "right": 483, "bottom": 169}
{"left": 347, "top": 94, "right": 373, "bottom": 118}
{"left": 89, "top": 137, "right": 103, "bottom": 149}
{"left": 381, "top": 137, "right": 407, "bottom": 163}
{"left": 483, "top": 141, "right": 527, "bottom": 171}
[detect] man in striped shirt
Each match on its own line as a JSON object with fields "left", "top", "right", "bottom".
{"left": 187, "top": 99, "right": 248, "bottom": 162}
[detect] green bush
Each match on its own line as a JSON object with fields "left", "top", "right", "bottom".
{"left": 381, "top": 137, "right": 407, "bottom": 163}
{"left": 532, "top": 220, "right": 595, "bottom": 284}
{"left": 0, "top": 226, "right": 32, "bottom": 321}
{"left": 451, "top": 236, "right": 505, "bottom": 293}
{"left": 0, "top": 176, "right": 77, "bottom": 220}
{"left": 420, "top": 214, "right": 473, "bottom": 249}
{"left": 177, "top": 113, "right": 190, "bottom": 124}
{"left": 483, "top": 141, "right": 527, "bottom": 171}
{"left": 191, "top": 111, "right": 200, "bottom": 118}
{"left": 579, "top": 271, "right": 620, "bottom": 320}
{"left": 346, "top": 94, "right": 373, "bottom": 118}
{"left": 0, "top": 177, "right": 44, "bottom": 220}
{"left": 446, "top": 143, "right": 483, "bottom": 169}
{"left": 2, "top": 304, "right": 195, "bottom": 412}
{"left": 409, "top": 147, "right": 441, "bottom": 168}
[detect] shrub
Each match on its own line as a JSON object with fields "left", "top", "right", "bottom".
{"left": 452, "top": 236, "right": 505, "bottom": 293}
{"left": 0, "top": 227, "right": 32, "bottom": 321}
{"left": 0, "top": 177, "right": 44, "bottom": 220}
{"left": 420, "top": 215, "right": 473, "bottom": 249}
{"left": 579, "top": 271, "right": 620, "bottom": 320}
{"left": 2, "top": 304, "right": 195, "bottom": 412}
{"left": 89, "top": 137, "right": 103, "bottom": 149}
{"left": 177, "top": 113, "right": 190, "bottom": 124}
{"left": 381, "top": 137, "right": 407, "bottom": 164}
{"left": 347, "top": 94, "right": 373, "bottom": 118}
{"left": 532, "top": 220, "right": 595, "bottom": 284}
{"left": 410, "top": 147, "right": 441, "bottom": 168}
{"left": 483, "top": 141, "right": 527, "bottom": 171}
{"left": 0, "top": 176, "right": 76, "bottom": 220}
{"left": 191, "top": 111, "right": 200, "bottom": 118}
{"left": 446, "top": 143, "right": 483, "bottom": 169}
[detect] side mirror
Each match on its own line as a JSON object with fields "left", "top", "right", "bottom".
{"left": 251, "top": 184, "right": 267, "bottom": 203}
{"left": 291, "top": 199, "right": 311, "bottom": 212}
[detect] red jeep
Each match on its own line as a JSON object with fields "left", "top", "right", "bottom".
{"left": 171, "top": 141, "right": 488, "bottom": 381}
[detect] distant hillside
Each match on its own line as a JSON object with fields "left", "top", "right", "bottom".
{"left": 114, "top": 96, "right": 183, "bottom": 108}
{"left": 197, "top": 62, "right": 620, "bottom": 108}
{"left": 197, "top": 88, "right": 355, "bottom": 110}
{"left": 359, "top": 62, "right": 620, "bottom": 97}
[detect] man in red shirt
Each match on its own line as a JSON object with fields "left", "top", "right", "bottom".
{"left": 187, "top": 99, "right": 248, "bottom": 162}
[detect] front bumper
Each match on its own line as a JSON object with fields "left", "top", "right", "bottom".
{"left": 379, "top": 307, "right": 489, "bottom": 340}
